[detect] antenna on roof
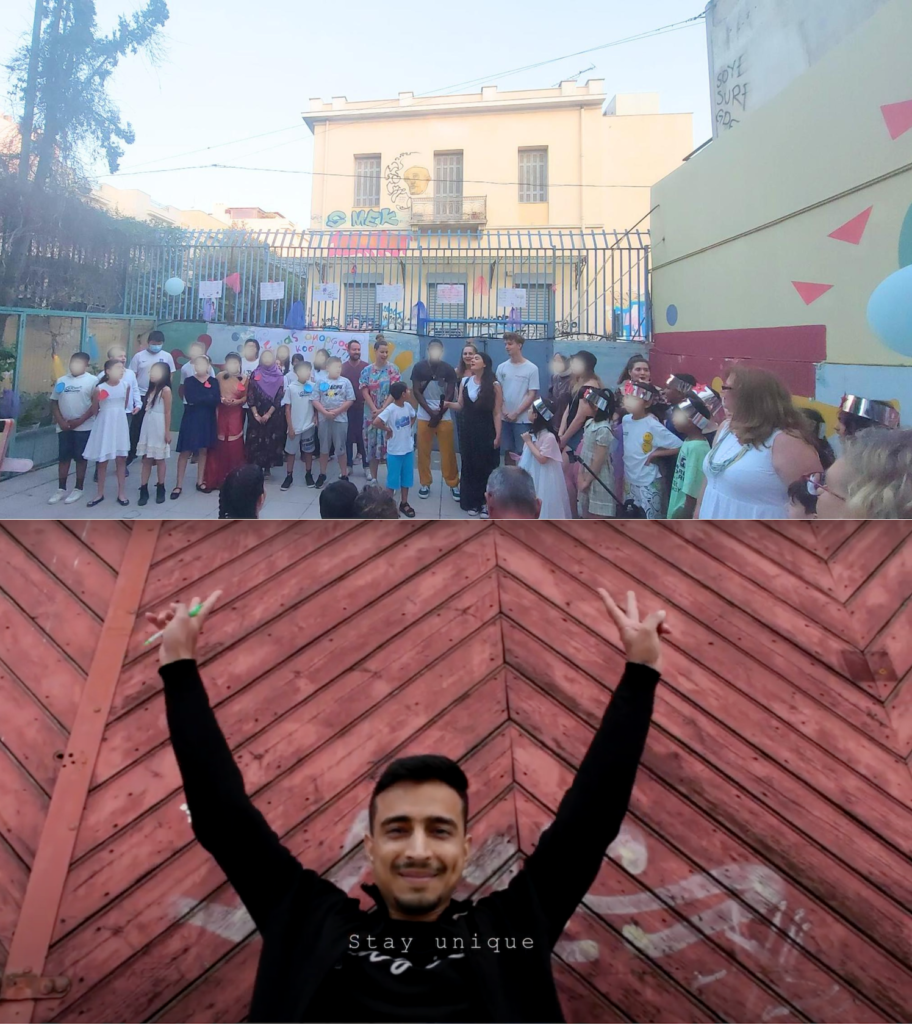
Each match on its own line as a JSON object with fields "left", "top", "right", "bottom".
{"left": 551, "top": 64, "right": 596, "bottom": 88}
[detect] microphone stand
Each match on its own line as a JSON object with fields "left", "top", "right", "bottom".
{"left": 567, "top": 449, "right": 646, "bottom": 519}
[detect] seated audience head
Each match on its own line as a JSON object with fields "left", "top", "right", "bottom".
{"left": 219, "top": 465, "right": 266, "bottom": 519}
{"left": 815, "top": 428, "right": 912, "bottom": 520}
{"left": 788, "top": 479, "right": 818, "bottom": 519}
{"left": 663, "top": 372, "right": 697, "bottom": 407}
{"left": 836, "top": 395, "right": 900, "bottom": 438}
{"left": 485, "top": 467, "right": 541, "bottom": 520}
{"left": 354, "top": 485, "right": 400, "bottom": 519}
{"left": 320, "top": 479, "right": 359, "bottom": 519}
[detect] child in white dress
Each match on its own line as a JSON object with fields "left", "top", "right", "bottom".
{"left": 515, "top": 398, "right": 571, "bottom": 519}
{"left": 136, "top": 362, "right": 173, "bottom": 506}
{"left": 84, "top": 359, "right": 132, "bottom": 508}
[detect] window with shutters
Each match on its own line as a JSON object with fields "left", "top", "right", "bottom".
{"left": 514, "top": 280, "right": 553, "bottom": 339}
{"left": 427, "top": 280, "right": 466, "bottom": 338}
{"left": 345, "top": 283, "right": 379, "bottom": 329}
{"left": 518, "top": 149, "right": 548, "bottom": 203}
{"left": 434, "top": 152, "right": 464, "bottom": 219}
{"left": 354, "top": 155, "right": 381, "bottom": 208}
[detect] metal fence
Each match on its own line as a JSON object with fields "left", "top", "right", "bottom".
{"left": 124, "top": 228, "right": 651, "bottom": 343}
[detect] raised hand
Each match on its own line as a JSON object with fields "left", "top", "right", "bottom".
{"left": 598, "top": 589, "right": 671, "bottom": 673}
{"left": 144, "top": 591, "right": 222, "bottom": 666}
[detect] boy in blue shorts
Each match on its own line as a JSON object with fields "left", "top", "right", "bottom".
{"left": 373, "top": 381, "right": 417, "bottom": 518}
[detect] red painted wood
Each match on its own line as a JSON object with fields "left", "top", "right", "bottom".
{"left": 2, "top": 521, "right": 909, "bottom": 1024}
{"left": 57, "top": 522, "right": 131, "bottom": 573}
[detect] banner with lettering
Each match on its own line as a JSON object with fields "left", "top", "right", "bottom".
{"left": 204, "top": 324, "right": 370, "bottom": 366}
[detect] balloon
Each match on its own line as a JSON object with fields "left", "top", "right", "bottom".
{"left": 54, "top": 381, "right": 66, "bottom": 393}
{"left": 867, "top": 265, "right": 912, "bottom": 357}
{"left": 164, "top": 277, "right": 186, "bottom": 296}
{"left": 98, "top": 389, "right": 110, "bottom": 400}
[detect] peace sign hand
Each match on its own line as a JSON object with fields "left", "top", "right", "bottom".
{"left": 598, "top": 589, "right": 671, "bottom": 673}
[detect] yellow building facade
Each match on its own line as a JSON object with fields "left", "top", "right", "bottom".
{"left": 303, "top": 82, "right": 693, "bottom": 233}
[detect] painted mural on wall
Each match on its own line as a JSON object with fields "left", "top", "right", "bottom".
{"left": 323, "top": 151, "right": 431, "bottom": 229}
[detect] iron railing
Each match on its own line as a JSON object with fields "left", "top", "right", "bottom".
{"left": 410, "top": 196, "right": 487, "bottom": 228}
{"left": 122, "top": 227, "right": 650, "bottom": 342}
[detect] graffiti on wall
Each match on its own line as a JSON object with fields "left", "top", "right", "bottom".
{"left": 715, "top": 54, "right": 750, "bottom": 130}
{"left": 325, "top": 208, "right": 403, "bottom": 228}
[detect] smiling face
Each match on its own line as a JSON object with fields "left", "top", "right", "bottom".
{"left": 461, "top": 345, "right": 477, "bottom": 369}
{"left": 375, "top": 344, "right": 390, "bottom": 365}
{"left": 348, "top": 342, "right": 361, "bottom": 363}
{"left": 364, "top": 781, "right": 470, "bottom": 920}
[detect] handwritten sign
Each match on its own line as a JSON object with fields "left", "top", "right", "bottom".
{"left": 314, "top": 283, "right": 340, "bottom": 302}
{"left": 376, "top": 284, "right": 404, "bottom": 304}
{"left": 497, "top": 288, "right": 527, "bottom": 309}
{"left": 260, "top": 281, "right": 285, "bottom": 301}
{"left": 437, "top": 284, "right": 465, "bottom": 305}
{"left": 198, "top": 281, "right": 224, "bottom": 300}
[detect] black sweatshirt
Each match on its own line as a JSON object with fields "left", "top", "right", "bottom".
{"left": 161, "top": 660, "right": 659, "bottom": 1023}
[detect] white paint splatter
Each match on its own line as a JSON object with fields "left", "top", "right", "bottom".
{"left": 179, "top": 802, "right": 192, "bottom": 824}
{"left": 694, "top": 969, "right": 727, "bottom": 988}
{"left": 173, "top": 896, "right": 254, "bottom": 942}
{"left": 555, "top": 939, "right": 599, "bottom": 963}
{"left": 343, "top": 809, "right": 370, "bottom": 854}
{"left": 607, "top": 823, "right": 649, "bottom": 875}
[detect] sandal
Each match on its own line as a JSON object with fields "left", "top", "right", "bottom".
{"left": 196, "top": 484, "right": 211, "bottom": 493}
{"left": 399, "top": 502, "right": 416, "bottom": 519}
{"left": 170, "top": 487, "right": 182, "bottom": 500}
{"left": 117, "top": 498, "right": 130, "bottom": 507}
{"left": 87, "top": 495, "right": 105, "bottom": 508}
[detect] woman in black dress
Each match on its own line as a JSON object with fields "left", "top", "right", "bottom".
{"left": 244, "top": 348, "right": 286, "bottom": 476}
{"left": 446, "top": 351, "right": 502, "bottom": 517}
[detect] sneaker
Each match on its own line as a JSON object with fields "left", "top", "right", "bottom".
{"left": 155, "top": 483, "right": 166, "bottom": 504}
{"left": 365, "top": 475, "right": 376, "bottom": 486}
{"left": 305, "top": 471, "right": 316, "bottom": 488}
{"left": 281, "top": 473, "right": 294, "bottom": 492}
{"left": 315, "top": 474, "right": 327, "bottom": 489}
{"left": 64, "top": 488, "right": 84, "bottom": 505}
{"left": 48, "top": 488, "right": 68, "bottom": 505}
{"left": 418, "top": 486, "right": 431, "bottom": 499}
{"left": 467, "top": 507, "right": 480, "bottom": 517}
{"left": 451, "top": 486, "right": 460, "bottom": 501}
{"left": 480, "top": 505, "right": 490, "bottom": 519}
{"left": 138, "top": 484, "right": 150, "bottom": 507}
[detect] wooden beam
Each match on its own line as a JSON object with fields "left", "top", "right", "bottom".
{"left": 0, "top": 524, "right": 160, "bottom": 1024}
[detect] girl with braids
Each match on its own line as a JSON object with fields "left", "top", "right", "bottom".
{"left": 445, "top": 351, "right": 502, "bottom": 517}
{"left": 218, "top": 465, "right": 266, "bottom": 519}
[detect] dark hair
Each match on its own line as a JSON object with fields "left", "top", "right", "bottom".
{"left": 243, "top": 339, "right": 260, "bottom": 354}
{"left": 291, "top": 352, "right": 305, "bottom": 366}
{"left": 571, "top": 350, "right": 598, "bottom": 378}
{"left": 374, "top": 336, "right": 389, "bottom": 351}
{"left": 148, "top": 330, "right": 165, "bottom": 346}
{"left": 626, "top": 381, "right": 661, "bottom": 404}
{"left": 585, "top": 387, "right": 616, "bottom": 424}
{"left": 320, "top": 479, "right": 359, "bottom": 519}
{"left": 98, "top": 358, "right": 123, "bottom": 385}
{"left": 389, "top": 381, "right": 408, "bottom": 401}
{"left": 146, "top": 364, "right": 171, "bottom": 408}
{"left": 276, "top": 345, "right": 291, "bottom": 374}
{"left": 219, "top": 465, "right": 265, "bottom": 519}
{"left": 370, "top": 754, "right": 469, "bottom": 831}
{"left": 504, "top": 332, "right": 525, "bottom": 346}
{"left": 471, "top": 351, "right": 497, "bottom": 411}
{"left": 347, "top": 339, "right": 361, "bottom": 351}
{"left": 788, "top": 479, "right": 817, "bottom": 515}
{"left": 838, "top": 409, "right": 883, "bottom": 438}
{"left": 617, "top": 354, "right": 649, "bottom": 385}
{"left": 224, "top": 352, "right": 242, "bottom": 368}
{"left": 71, "top": 351, "right": 90, "bottom": 364}
{"left": 800, "top": 407, "right": 835, "bottom": 469}
{"left": 669, "top": 372, "right": 697, "bottom": 390}
{"left": 530, "top": 397, "right": 558, "bottom": 438}
{"left": 354, "top": 485, "right": 399, "bottom": 519}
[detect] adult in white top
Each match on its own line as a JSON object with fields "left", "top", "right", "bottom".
{"left": 98, "top": 346, "right": 141, "bottom": 412}
{"left": 495, "top": 332, "right": 540, "bottom": 463}
{"left": 127, "top": 331, "right": 175, "bottom": 463}
{"left": 696, "top": 365, "right": 821, "bottom": 520}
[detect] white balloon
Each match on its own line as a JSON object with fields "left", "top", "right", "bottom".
{"left": 164, "top": 277, "right": 186, "bottom": 296}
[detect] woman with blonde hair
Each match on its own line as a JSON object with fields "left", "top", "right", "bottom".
{"left": 696, "top": 364, "right": 821, "bottom": 519}
{"left": 813, "top": 427, "right": 912, "bottom": 519}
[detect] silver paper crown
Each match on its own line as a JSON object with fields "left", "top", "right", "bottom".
{"left": 581, "top": 386, "right": 613, "bottom": 413}
{"left": 666, "top": 374, "right": 696, "bottom": 393}
{"left": 675, "top": 390, "right": 717, "bottom": 432}
{"left": 531, "top": 397, "right": 553, "bottom": 421}
{"left": 622, "top": 380, "right": 655, "bottom": 402}
{"left": 839, "top": 395, "right": 900, "bottom": 429}
{"left": 691, "top": 383, "right": 724, "bottom": 419}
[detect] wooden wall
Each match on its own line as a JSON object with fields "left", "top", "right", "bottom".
{"left": 0, "top": 520, "right": 910, "bottom": 1023}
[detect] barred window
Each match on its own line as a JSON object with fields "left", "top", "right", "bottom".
{"left": 519, "top": 149, "right": 548, "bottom": 203}
{"left": 345, "top": 283, "right": 379, "bottom": 329}
{"left": 354, "top": 155, "right": 381, "bottom": 207}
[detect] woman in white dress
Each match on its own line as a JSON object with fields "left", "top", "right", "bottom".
{"left": 515, "top": 398, "right": 572, "bottom": 519}
{"left": 84, "top": 358, "right": 132, "bottom": 508}
{"left": 696, "top": 365, "right": 821, "bottom": 520}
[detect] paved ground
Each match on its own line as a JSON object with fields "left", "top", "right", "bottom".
{"left": 0, "top": 453, "right": 473, "bottom": 521}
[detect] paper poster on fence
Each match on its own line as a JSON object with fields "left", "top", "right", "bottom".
{"left": 376, "top": 284, "right": 404, "bottom": 304}
{"left": 497, "top": 288, "right": 527, "bottom": 308}
{"left": 314, "top": 283, "right": 340, "bottom": 302}
{"left": 198, "top": 280, "right": 224, "bottom": 299}
{"left": 437, "top": 284, "right": 465, "bottom": 304}
{"left": 260, "top": 281, "right": 285, "bottom": 301}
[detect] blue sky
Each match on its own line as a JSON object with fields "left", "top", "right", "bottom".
{"left": 1, "top": 0, "right": 712, "bottom": 225}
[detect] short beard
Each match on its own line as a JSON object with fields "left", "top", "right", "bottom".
{"left": 392, "top": 892, "right": 445, "bottom": 917}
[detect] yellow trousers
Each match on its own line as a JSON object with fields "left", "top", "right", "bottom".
{"left": 416, "top": 419, "right": 460, "bottom": 488}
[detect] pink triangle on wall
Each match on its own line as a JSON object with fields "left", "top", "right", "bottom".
{"left": 829, "top": 206, "right": 873, "bottom": 245}
{"left": 792, "top": 281, "right": 833, "bottom": 305}
{"left": 881, "top": 99, "right": 912, "bottom": 140}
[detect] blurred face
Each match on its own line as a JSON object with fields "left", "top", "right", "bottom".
{"left": 295, "top": 363, "right": 312, "bottom": 383}
{"left": 225, "top": 357, "right": 241, "bottom": 375}
{"left": 569, "top": 357, "right": 586, "bottom": 378}
{"left": 428, "top": 343, "right": 443, "bottom": 365}
{"left": 260, "top": 351, "right": 276, "bottom": 369}
{"left": 348, "top": 343, "right": 361, "bottom": 362}
{"left": 630, "top": 361, "right": 650, "bottom": 383}
{"left": 107, "top": 363, "right": 125, "bottom": 385}
{"left": 375, "top": 344, "right": 389, "bottom": 364}
{"left": 327, "top": 361, "right": 342, "bottom": 380}
{"left": 189, "top": 344, "right": 204, "bottom": 361}
{"left": 814, "top": 458, "right": 851, "bottom": 520}
{"left": 314, "top": 351, "right": 327, "bottom": 369}
{"left": 664, "top": 385, "right": 687, "bottom": 405}
{"left": 671, "top": 407, "right": 692, "bottom": 433}
{"left": 150, "top": 363, "right": 167, "bottom": 386}
{"left": 70, "top": 358, "right": 88, "bottom": 376}
{"left": 364, "top": 781, "right": 470, "bottom": 921}
{"left": 549, "top": 357, "right": 566, "bottom": 377}
{"left": 623, "top": 394, "right": 646, "bottom": 416}
{"left": 193, "top": 356, "right": 210, "bottom": 377}
{"left": 109, "top": 347, "right": 127, "bottom": 365}
{"left": 243, "top": 342, "right": 258, "bottom": 361}
{"left": 277, "top": 345, "right": 290, "bottom": 363}
{"left": 471, "top": 353, "right": 485, "bottom": 375}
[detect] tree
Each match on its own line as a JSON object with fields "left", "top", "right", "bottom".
{"left": 9, "top": 0, "right": 170, "bottom": 187}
